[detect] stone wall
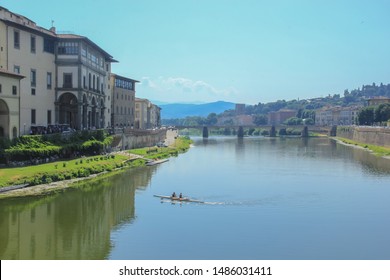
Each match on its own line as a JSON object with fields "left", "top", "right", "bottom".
{"left": 336, "top": 126, "right": 390, "bottom": 148}
{"left": 113, "top": 129, "right": 167, "bottom": 150}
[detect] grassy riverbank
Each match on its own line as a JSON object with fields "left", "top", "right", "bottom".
{"left": 334, "top": 137, "right": 390, "bottom": 157}
{"left": 0, "top": 136, "right": 192, "bottom": 198}
{"left": 128, "top": 136, "right": 192, "bottom": 159}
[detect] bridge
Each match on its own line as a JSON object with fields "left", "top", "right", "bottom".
{"left": 174, "top": 125, "right": 332, "bottom": 138}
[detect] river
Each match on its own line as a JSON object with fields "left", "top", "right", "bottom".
{"left": 1, "top": 137, "right": 389, "bottom": 260}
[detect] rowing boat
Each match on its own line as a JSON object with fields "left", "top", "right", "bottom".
{"left": 154, "top": 195, "right": 204, "bottom": 203}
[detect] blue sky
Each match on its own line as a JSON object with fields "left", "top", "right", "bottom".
{"left": 2, "top": 0, "right": 390, "bottom": 104}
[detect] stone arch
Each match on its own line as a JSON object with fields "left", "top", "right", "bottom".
{"left": 0, "top": 99, "right": 10, "bottom": 138}
{"left": 58, "top": 92, "right": 78, "bottom": 129}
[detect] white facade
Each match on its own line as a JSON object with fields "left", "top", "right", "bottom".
{"left": 315, "top": 106, "right": 361, "bottom": 126}
{"left": 135, "top": 98, "right": 149, "bottom": 129}
{"left": 55, "top": 34, "right": 115, "bottom": 130}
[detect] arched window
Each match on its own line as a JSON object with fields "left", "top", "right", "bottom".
{"left": 88, "top": 73, "right": 91, "bottom": 89}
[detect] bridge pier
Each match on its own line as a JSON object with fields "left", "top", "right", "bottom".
{"left": 202, "top": 126, "right": 209, "bottom": 138}
{"left": 269, "top": 125, "right": 276, "bottom": 137}
{"left": 301, "top": 126, "right": 309, "bottom": 137}
{"left": 237, "top": 126, "right": 244, "bottom": 138}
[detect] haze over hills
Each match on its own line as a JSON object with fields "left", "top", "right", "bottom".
{"left": 160, "top": 101, "right": 236, "bottom": 119}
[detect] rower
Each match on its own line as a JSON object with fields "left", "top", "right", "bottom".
{"left": 171, "top": 192, "right": 176, "bottom": 198}
{"left": 179, "top": 193, "right": 183, "bottom": 199}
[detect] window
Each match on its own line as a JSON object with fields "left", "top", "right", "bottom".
{"left": 47, "top": 72, "right": 52, "bottom": 89}
{"left": 44, "top": 38, "right": 55, "bottom": 53}
{"left": 31, "top": 69, "right": 36, "bottom": 87}
{"left": 63, "top": 73, "right": 73, "bottom": 88}
{"left": 31, "top": 36, "right": 36, "bottom": 53}
{"left": 14, "top": 66, "right": 20, "bottom": 74}
{"left": 12, "top": 86, "right": 17, "bottom": 95}
{"left": 0, "top": 84, "right": 2, "bottom": 93}
{"left": 31, "top": 88, "right": 36, "bottom": 95}
{"left": 14, "top": 30, "right": 20, "bottom": 49}
{"left": 31, "top": 109, "right": 36, "bottom": 124}
{"left": 47, "top": 110, "right": 52, "bottom": 125}
{"left": 58, "top": 42, "right": 79, "bottom": 55}
{"left": 83, "top": 76, "right": 86, "bottom": 88}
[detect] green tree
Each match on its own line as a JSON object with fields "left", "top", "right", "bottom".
{"left": 374, "top": 103, "right": 390, "bottom": 123}
{"left": 358, "top": 107, "right": 375, "bottom": 125}
{"left": 253, "top": 114, "right": 268, "bottom": 125}
{"left": 284, "top": 117, "right": 303, "bottom": 125}
{"left": 205, "top": 113, "right": 218, "bottom": 125}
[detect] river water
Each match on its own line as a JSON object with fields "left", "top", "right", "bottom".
{"left": 1, "top": 137, "right": 389, "bottom": 260}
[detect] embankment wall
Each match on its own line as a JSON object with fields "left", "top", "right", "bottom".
{"left": 336, "top": 126, "right": 390, "bottom": 148}
{"left": 113, "top": 129, "right": 167, "bottom": 150}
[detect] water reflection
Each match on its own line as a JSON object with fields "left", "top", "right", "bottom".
{"left": 0, "top": 137, "right": 389, "bottom": 260}
{"left": 0, "top": 166, "right": 156, "bottom": 259}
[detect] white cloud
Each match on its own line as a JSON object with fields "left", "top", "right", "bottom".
{"left": 138, "top": 76, "right": 238, "bottom": 103}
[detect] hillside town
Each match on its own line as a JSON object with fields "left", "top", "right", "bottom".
{"left": 0, "top": 6, "right": 161, "bottom": 140}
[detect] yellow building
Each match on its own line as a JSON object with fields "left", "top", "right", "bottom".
{"left": 0, "top": 6, "right": 116, "bottom": 133}
{"left": 0, "top": 69, "right": 24, "bottom": 139}
{"left": 367, "top": 97, "right": 390, "bottom": 106}
{"left": 110, "top": 74, "right": 138, "bottom": 128}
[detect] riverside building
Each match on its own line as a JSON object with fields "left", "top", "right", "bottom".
{"left": 110, "top": 74, "right": 138, "bottom": 128}
{"left": 0, "top": 6, "right": 116, "bottom": 135}
{"left": 0, "top": 6, "right": 160, "bottom": 138}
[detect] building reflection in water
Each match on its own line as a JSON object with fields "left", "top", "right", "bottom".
{"left": 0, "top": 166, "right": 156, "bottom": 259}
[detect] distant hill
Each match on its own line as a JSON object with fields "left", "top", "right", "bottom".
{"left": 160, "top": 101, "right": 235, "bottom": 119}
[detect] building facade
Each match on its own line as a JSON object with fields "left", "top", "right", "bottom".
{"left": 55, "top": 34, "right": 116, "bottom": 130}
{"left": 0, "top": 6, "right": 161, "bottom": 138}
{"left": 0, "top": 6, "right": 116, "bottom": 135}
{"left": 315, "top": 106, "right": 361, "bottom": 126}
{"left": 0, "top": 69, "right": 24, "bottom": 138}
{"left": 0, "top": 7, "right": 57, "bottom": 134}
{"left": 367, "top": 97, "right": 390, "bottom": 106}
{"left": 110, "top": 74, "right": 138, "bottom": 128}
{"left": 148, "top": 103, "right": 161, "bottom": 128}
{"left": 134, "top": 98, "right": 149, "bottom": 129}
{"left": 268, "top": 109, "right": 296, "bottom": 125}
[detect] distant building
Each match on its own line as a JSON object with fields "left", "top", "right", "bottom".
{"left": 268, "top": 109, "right": 296, "bottom": 125}
{"left": 134, "top": 98, "right": 149, "bottom": 129}
{"left": 367, "top": 96, "right": 390, "bottom": 106}
{"left": 315, "top": 106, "right": 361, "bottom": 126}
{"left": 148, "top": 103, "right": 161, "bottom": 128}
{"left": 0, "top": 69, "right": 24, "bottom": 139}
{"left": 110, "top": 74, "right": 138, "bottom": 128}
